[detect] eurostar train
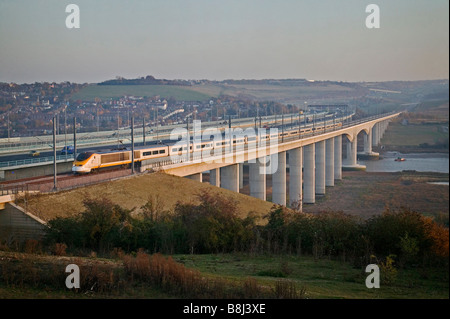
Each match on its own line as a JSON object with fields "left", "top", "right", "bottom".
{"left": 72, "top": 121, "right": 342, "bottom": 174}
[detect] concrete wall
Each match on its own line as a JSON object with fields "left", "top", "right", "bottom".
{"left": 0, "top": 203, "right": 47, "bottom": 243}
{"left": 1, "top": 161, "right": 73, "bottom": 181}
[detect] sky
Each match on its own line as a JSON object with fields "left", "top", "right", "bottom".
{"left": 0, "top": 0, "right": 448, "bottom": 83}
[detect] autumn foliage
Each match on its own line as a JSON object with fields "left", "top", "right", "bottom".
{"left": 43, "top": 192, "right": 449, "bottom": 267}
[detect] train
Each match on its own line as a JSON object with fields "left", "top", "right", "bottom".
{"left": 72, "top": 121, "right": 342, "bottom": 174}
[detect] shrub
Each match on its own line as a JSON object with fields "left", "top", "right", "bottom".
{"left": 52, "top": 243, "right": 68, "bottom": 256}
{"left": 364, "top": 208, "right": 434, "bottom": 258}
{"left": 242, "top": 277, "right": 264, "bottom": 299}
{"left": 380, "top": 254, "right": 398, "bottom": 286}
{"left": 122, "top": 250, "right": 204, "bottom": 297}
{"left": 399, "top": 232, "right": 419, "bottom": 266}
{"left": 172, "top": 190, "right": 251, "bottom": 254}
{"left": 24, "top": 239, "right": 41, "bottom": 254}
{"left": 422, "top": 217, "right": 449, "bottom": 259}
{"left": 45, "top": 216, "right": 86, "bottom": 250}
{"left": 273, "top": 279, "right": 306, "bottom": 299}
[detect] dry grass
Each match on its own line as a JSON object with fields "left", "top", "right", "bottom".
{"left": 305, "top": 171, "right": 449, "bottom": 221}
{"left": 0, "top": 249, "right": 305, "bottom": 299}
{"left": 24, "top": 172, "right": 274, "bottom": 223}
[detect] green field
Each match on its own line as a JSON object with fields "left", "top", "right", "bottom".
{"left": 381, "top": 122, "right": 449, "bottom": 147}
{"left": 70, "top": 85, "right": 215, "bottom": 102}
{"left": 379, "top": 99, "right": 449, "bottom": 152}
{"left": 173, "top": 254, "right": 448, "bottom": 299}
{"left": 0, "top": 252, "right": 447, "bottom": 299}
{"left": 190, "top": 82, "right": 356, "bottom": 104}
{"left": 70, "top": 82, "right": 358, "bottom": 104}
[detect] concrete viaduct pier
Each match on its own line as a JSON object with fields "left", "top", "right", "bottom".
{"left": 147, "top": 114, "right": 397, "bottom": 207}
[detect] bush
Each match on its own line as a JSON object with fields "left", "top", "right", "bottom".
{"left": 45, "top": 198, "right": 133, "bottom": 253}
{"left": 52, "top": 243, "right": 67, "bottom": 256}
{"left": 364, "top": 208, "right": 434, "bottom": 260}
{"left": 24, "top": 239, "right": 41, "bottom": 254}
{"left": 380, "top": 254, "right": 398, "bottom": 285}
{"left": 273, "top": 279, "right": 306, "bottom": 299}
{"left": 172, "top": 190, "right": 251, "bottom": 254}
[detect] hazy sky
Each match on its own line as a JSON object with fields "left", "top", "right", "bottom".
{"left": 0, "top": 0, "right": 448, "bottom": 83}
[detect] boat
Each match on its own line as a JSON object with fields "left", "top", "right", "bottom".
{"left": 395, "top": 157, "right": 406, "bottom": 162}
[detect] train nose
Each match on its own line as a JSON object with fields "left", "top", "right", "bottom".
{"left": 72, "top": 166, "right": 91, "bottom": 173}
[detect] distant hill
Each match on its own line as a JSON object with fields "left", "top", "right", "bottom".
{"left": 98, "top": 75, "right": 191, "bottom": 86}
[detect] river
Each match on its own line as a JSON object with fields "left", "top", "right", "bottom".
{"left": 359, "top": 152, "right": 449, "bottom": 173}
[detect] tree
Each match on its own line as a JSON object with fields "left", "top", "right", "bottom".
{"left": 79, "top": 198, "right": 133, "bottom": 252}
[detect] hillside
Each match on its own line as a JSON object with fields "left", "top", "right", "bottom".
{"left": 24, "top": 172, "right": 275, "bottom": 223}
{"left": 70, "top": 84, "right": 213, "bottom": 102}
{"left": 70, "top": 80, "right": 361, "bottom": 104}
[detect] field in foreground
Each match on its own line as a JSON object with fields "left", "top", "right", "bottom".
{"left": 0, "top": 251, "right": 448, "bottom": 299}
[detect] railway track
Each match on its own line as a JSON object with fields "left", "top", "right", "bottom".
{"left": 0, "top": 167, "right": 132, "bottom": 194}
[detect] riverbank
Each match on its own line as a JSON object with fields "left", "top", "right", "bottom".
{"left": 375, "top": 145, "right": 449, "bottom": 154}
{"left": 361, "top": 151, "right": 449, "bottom": 173}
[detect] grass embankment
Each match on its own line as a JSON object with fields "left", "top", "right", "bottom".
{"left": 24, "top": 172, "right": 274, "bottom": 223}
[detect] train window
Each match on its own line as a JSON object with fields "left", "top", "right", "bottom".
{"left": 152, "top": 150, "right": 159, "bottom": 155}
{"left": 143, "top": 151, "right": 151, "bottom": 156}
{"left": 196, "top": 145, "right": 201, "bottom": 149}
{"left": 159, "top": 150, "right": 165, "bottom": 154}
{"left": 76, "top": 152, "right": 93, "bottom": 161}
